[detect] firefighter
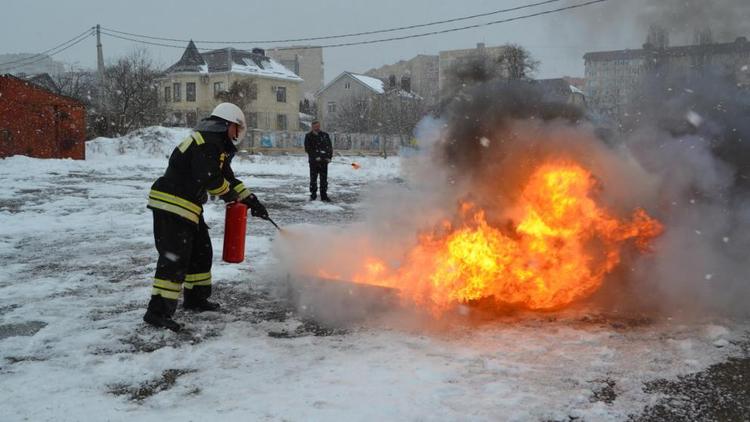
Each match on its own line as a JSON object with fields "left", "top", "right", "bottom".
{"left": 143, "top": 102, "right": 268, "bottom": 332}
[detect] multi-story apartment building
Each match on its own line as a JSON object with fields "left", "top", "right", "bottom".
{"left": 366, "top": 43, "right": 510, "bottom": 106}
{"left": 267, "top": 46, "right": 324, "bottom": 101}
{"left": 584, "top": 37, "right": 750, "bottom": 118}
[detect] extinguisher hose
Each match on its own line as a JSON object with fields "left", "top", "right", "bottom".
{"left": 262, "top": 215, "right": 281, "bottom": 231}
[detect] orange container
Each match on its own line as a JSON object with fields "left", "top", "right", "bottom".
{"left": 222, "top": 202, "right": 248, "bottom": 263}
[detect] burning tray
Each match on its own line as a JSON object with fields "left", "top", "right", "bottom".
{"left": 285, "top": 275, "right": 399, "bottom": 323}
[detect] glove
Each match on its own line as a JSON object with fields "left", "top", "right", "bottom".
{"left": 315, "top": 157, "right": 322, "bottom": 162}
{"left": 243, "top": 193, "right": 268, "bottom": 219}
{"left": 219, "top": 189, "right": 239, "bottom": 203}
{"left": 324, "top": 158, "right": 331, "bottom": 163}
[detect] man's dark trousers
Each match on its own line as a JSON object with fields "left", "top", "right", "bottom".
{"left": 309, "top": 162, "right": 328, "bottom": 197}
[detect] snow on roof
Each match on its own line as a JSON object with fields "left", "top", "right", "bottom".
{"left": 569, "top": 85, "right": 585, "bottom": 95}
{"left": 349, "top": 73, "right": 384, "bottom": 94}
{"left": 166, "top": 43, "right": 302, "bottom": 82}
{"left": 231, "top": 57, "right": 302, "bottom": 82}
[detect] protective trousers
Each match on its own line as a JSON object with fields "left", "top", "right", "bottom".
{"left": 146, "top": 210, "right": 213, "bottom": 317}
{"left": 309, "top": 162, "right": 328, "bottom": 196}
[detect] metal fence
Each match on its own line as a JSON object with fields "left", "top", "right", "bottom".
{"left": 241, "top": 130, "right": 414, "bottom": 155}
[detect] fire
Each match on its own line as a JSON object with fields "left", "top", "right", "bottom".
{"left": 319, "top": 161, "right": 663, "bottom": 312}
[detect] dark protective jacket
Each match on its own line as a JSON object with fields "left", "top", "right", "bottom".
{"left": 304, "top": 130, "right": 333, "bottom": 164}
{"left": 147, "top": 118, "right": 252, "bottom": 224}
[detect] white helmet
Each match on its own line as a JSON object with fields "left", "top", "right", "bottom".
{"left": 210, "top": 102, "right": 247, "bottom": 141}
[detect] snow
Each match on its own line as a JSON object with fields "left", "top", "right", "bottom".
{"left": 231, "top": 57, "right": 303, "bottom": 82}
{"left": 569, "top": 84, "right": 585, "bottom": 95}
{"left": 686, "top": 110, "right": 704, "bottom": 127}
{"left": 0, "top": 126, "right": 748, "bottom": 421}
{"left": 350, "top": 73, "right": 385, "bottom": 94}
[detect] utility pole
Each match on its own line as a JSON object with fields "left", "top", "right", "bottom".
{"left": 95, "top": 24, "right": 106, "bottom": 111}
{"left": 96, "top": 24, "right": 105, "bottom": 84}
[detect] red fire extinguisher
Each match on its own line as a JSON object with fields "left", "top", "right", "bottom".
{"left": 223, "top": 202, "right": 248, "bottom": 263}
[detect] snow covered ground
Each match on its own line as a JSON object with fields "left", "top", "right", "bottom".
{"left": 0, "top": 127, "right": 748, "bottom": 421}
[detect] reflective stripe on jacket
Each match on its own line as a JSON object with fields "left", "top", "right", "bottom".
{"left": 147, "top": 120, "right": 252, "bottom": 223}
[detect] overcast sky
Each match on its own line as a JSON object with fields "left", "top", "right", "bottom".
{"left": 1, "top": 0, "right": 747, "bottom": 82}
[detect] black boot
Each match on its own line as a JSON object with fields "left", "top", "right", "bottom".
{"left": 183, "top": 299, "right": 221, "bottom": 312}
{"left": 183, "top": 285, "right": 221, "bottom": 312}
{"left": 310, "top": 193, "right": 317, "bottom": 201}
{"left": 143, "top": 295, "right": 182, "bottom": 332}
{"left": 321, "top": 193, "right": 331, "bottom": 202}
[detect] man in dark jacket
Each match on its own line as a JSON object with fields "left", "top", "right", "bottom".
{"left": 304, "top": 120, "right": 333, "bottom": 201}
{"left": 143, "top": 102, "right": 268, "bottom": 332}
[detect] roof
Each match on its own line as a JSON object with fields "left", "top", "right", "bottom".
{"left": 23, "top": 73, "right": 58, "bottom": 92}
{"left": 165, "top": 42, "right": 302, "bottom": 82}
{"left": 316, "top": 71, "right": 385, "bottom": 97}
{"left": 166, "top": 40, "right": 206, "bottom": 73}
{"left": 0, "top": 73, "right": 84, "bottom": 106}
{"left": 584, "top": 36, "right": 750, "bottom": 62}
{"left": 528, "top": 78, "right": 585, "bottom": 101}
{"left": 349, "top": 73, "right": 384, "bottom": 94}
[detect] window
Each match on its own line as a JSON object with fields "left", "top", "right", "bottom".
{"left": 276, "top": 86, "right": 287, "bottom": 103}
{"left": 0, "top": 128, "right": 12, "bottom": 144}
{"left": 247, "top": 112, "right": 258, "bottom": 128}
{"left": 327, "top": 101, "right": 336, "bottom": 113}
{"left": 164, "top": 86, "right": 171, "bottom": 102}
{"left": 345, "top": 82, "right": 351, "bottom": 89}
{"left": 276, "top": 114, "right": 288, "bottom": 130}
{"left": 213, "top": 81, "right": 224, "bottom": 96}
{"left": 173, "top": 83, "right": 181, "bottom": 102}
{"left": 186, "top": 111, "right": 197, "bottom": 127}
{"left": 186, "top": 82, "right": 196, "bottom": 102}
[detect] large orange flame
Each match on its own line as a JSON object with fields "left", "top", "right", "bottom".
{"left": 319, "top": 161, "right": 663, "bottom": 312}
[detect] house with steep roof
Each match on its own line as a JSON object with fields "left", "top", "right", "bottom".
{"left": 315, "top": 72, "right": 384, "bottom": 129}
{"left": 159, "top": 41, "right": 303, "bottom": 131}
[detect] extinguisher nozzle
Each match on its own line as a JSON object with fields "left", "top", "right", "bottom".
{"left": 263, "top": 216, "right": 281, "bottom": 231}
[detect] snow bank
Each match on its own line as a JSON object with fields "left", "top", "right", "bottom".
{"left": 86, "top": 126, "right": 192, "bottom": 160}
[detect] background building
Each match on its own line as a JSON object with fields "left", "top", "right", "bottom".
{"left": 0, "top": 54, "right": 65, "bottom": 76}
{"left": 0, "top": 74, "right": 86, "bottom": 159}
{"left": 366, "top": 43, "right": 511, "bottom": 107}
{"left": 159, "top": 41, "right": 303, "bottom": 132}
{"left": 315, "top": 72, "right": 384, "bottom": 129}
{"left": 584, "top": 36, "right": 750, "bottom": 119}
{"left": 366, "top": 54, "right": 439, "bottom": 107}
{"left": 267, "top": 46, "right": 324, "bottom": 101}
{"left": 437, "top": 43, "right": 510, "bottom": 92}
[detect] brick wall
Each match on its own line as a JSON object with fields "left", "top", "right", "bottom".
{"left": 0, "top": 75, "right": 86, "bottom": 159}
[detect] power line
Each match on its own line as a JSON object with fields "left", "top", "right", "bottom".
{"left": 0, "top": 28, "right": 94, "bottom": 70}
{"left": 1, "top": 33, "right": 95, "bottom": 72}
{"left": 101, "top": 0, "right": 612, "bottom": 51}
{"left": 101, "top": 0, "right": 569, "bottom": 45}
{"left": 99, "top": 30, "right": 195, "bottom": 50}
{"left": 290, "top": 0, "right": 613, "bottom": 50}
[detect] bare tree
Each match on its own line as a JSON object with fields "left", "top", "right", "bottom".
{"left": 329, "top": 95, "right": 373, "bottom": 133}
{"left": 214, "top": 79, "right": 257, "bottom": 110}
{"left": 93, "top": 49, "right": 166, "bottom": 137}
{"left": 376, "top": 91, "right": 425, "bottom": 136}
{"left": 439, "top": 44, "right": 538, "bottom": 110}
{"left": 646, "top": 25, "right": 670, "bottom": 49}
{"left": 498, "top": 44, "right": 539, "bottom": 81}
{"left": 694, "top": 28, "right": 714, "bottom": 45}
{"left": 53, "top": 68, "right": 97, "bottom": 102}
